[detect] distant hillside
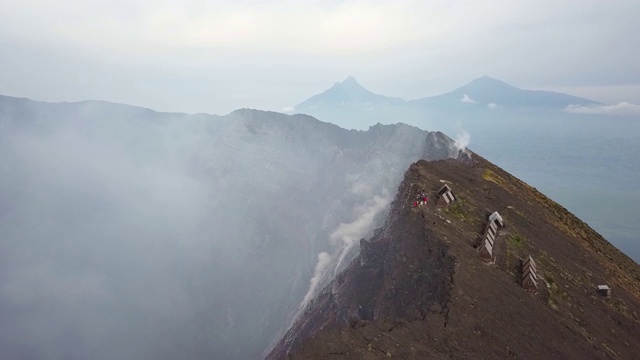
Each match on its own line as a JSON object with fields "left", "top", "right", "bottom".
{"left": 410, "top": 76, "right": 601, "bottom": 109}
{"left": 268, "top": 155, "right": 640, "bottom": 359}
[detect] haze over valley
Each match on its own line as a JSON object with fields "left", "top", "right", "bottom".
{"left": 1, "top": 1, "right": 639, "bottom": 359}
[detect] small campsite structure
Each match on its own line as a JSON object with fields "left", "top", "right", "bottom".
{"left": 477, "top": 211, "right": 504, "bottom": 263}
{"left": 597, "top": 285, "right": 611, "bottom": 297}
{"left": 521, "top": 255, "right": 539, "bottom": 291}
{"left": 437, "top": 184, "right": 456, "bottom": 205}
{"left": 488, "top": 211, "right": 504, "bottom": 228}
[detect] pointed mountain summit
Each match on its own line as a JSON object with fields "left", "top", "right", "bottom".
{"left": 412, "top": 76, "right": 600, "bottom": 109}
{"left": 460, "top": 75, "right": 520, "bottom": 93}
{"left": 294, "top": 76, "right": 407, "bottom": 130}
{"left": 296, "top": 76, "right": 403, "bottom": 109}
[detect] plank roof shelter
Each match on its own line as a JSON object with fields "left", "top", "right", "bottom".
{"left": 437, "top": 184, "right": 456, "bottom": 205}
{"left": 477, "top": 212, "right": 501, "bottom": 263}
{"left": 488, "top": 211, "right": 505, "bottom": 228}
{"left": 478, "top": 238, "right": 493, "bottom": 261}
{"left": 522, "top": 272, "right": 538, "bottom": 291}
{"left": 484, "top": 221, "right": 498, "bottom": 239}
{"left": 523, "top": 255, "right": 537, "bottom": 272}
{"left": 521, "top": 255, "right": 539, "bottom": 291}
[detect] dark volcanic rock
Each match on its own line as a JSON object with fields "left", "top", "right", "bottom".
{"left": 267, "top": 156, "right": 640, "bottom": 360}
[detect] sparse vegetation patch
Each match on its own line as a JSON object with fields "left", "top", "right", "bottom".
{"left": 507, "top": 232, "right": 526, "bottom": 251}
{"left": 482, "top": 169, "right": 504, "bottom": 186}
{"left": 445, "top": 198, "right": 467, "bottom": 220}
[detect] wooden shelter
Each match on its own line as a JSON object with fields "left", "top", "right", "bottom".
{"left": 484, "top": 221, "right": 498, "bottom": 239}
{"left": 597, "top": 285, "right": 611, "bottom": 297}
{"left": 437, "top": 184, "right": 456, "bottom": 205}
{"left": 478, "top": 238, "right": 493, "bottom": 261}
{"left": 488, "top": 211, "right": 505, "bottom": 228}
{"left": 477, "top": 212, "right": 503, "bottom": 263}
{"left": 521, "top": 255, "right": 539, "bottom": 291}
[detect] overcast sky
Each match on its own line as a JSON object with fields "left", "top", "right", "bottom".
{"left": 1, "top": 0, "right": 639, "bottom": 114}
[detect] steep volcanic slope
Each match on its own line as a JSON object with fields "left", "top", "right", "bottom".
{"left": 268, "top": 156, "right": 640, "bottom": 359}
{"left": 0, "top": 96, "right": 465, "bottom": 360}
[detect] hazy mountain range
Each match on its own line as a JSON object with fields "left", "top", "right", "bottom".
{"left": 294, "top": 76, "right": 601, "bottom": 131}
{"left": 298, "top": 75, "right": 599, "bottom": 110}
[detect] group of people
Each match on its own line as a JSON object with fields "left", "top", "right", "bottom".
{"left": 413, "top": 189, "right": 428, "bottom": 207}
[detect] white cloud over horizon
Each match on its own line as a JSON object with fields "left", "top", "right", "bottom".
{"left": 461, "top": 94, "right": 477, "bottom": 104}
{"left": 565, "top": 102, "right": 640, "bottom": 116}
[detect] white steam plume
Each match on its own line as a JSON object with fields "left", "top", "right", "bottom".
{"left": 454, "top": 129, "right": 470, "bottom": 150}
{"left": 331, "top": 192, "right": 390, "bottom": 273}
{"left": 294, "top": 190, "right": 391, "bottom": 315}
{"left": 298, "top": 252, "right": 331, "bottom": 310}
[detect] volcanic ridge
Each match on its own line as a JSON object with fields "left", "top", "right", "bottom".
{"left": 268, "top": 154, "right": 640, "bottom": 359}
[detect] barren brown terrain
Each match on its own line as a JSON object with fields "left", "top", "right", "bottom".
{"left": 267, "top": 154, "right": 640, "bottom": 359}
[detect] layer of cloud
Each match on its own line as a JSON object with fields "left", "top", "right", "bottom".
{"left": 461, "top": 94, "right": 477, "bottom": 104}
{"left": 565, "top": 102, "right": 640, "bottom": 116}
{"left": 487, "top": 102, "right": 500, "bottom": 109}
{"left": 282, "top": 106, "right": 295, "bottom": 114}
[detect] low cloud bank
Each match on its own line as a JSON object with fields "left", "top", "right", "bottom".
{"left": 461, "top": 94, "right": 477, "bottom": 104}
{"left": 565, "top": 102, "right": 640, "bottom": 116}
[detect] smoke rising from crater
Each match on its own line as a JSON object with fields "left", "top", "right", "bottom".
{"left": 454, "top": 129, "right": 471, "bottom": 150}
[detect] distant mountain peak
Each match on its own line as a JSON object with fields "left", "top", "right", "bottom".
{"left": 462, "top": 76, "right": 518, "bottom": 91}
{"left": 341, "top": 75, "right": 359, "bottom": 85}
{"left": 296, "top": 77, "right": 403, "bottom": 113}
{"left": 329, "top": 75, "right": 366, "bottom": 92}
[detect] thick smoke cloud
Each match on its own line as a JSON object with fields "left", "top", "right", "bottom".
{"left": 0, "top": 117, "right": 215, "bottom": 359}
{"left": 1, "top": 100, "right": 459, "bottom": 359}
